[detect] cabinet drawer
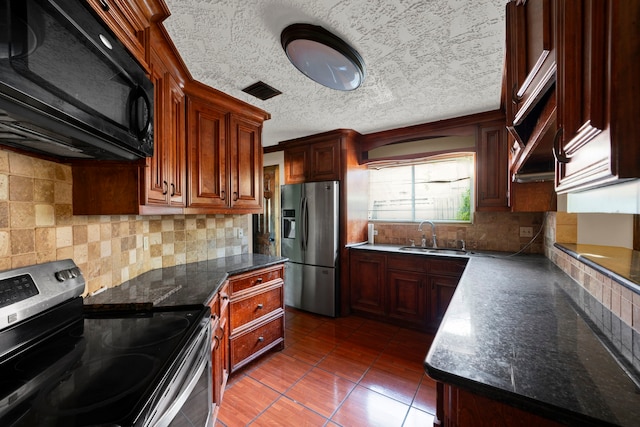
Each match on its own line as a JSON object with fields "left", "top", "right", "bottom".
{"left": 229, "top": 314, "right": 284, "bottom": 371}
{"left": 387, "top": 254, "right": 427, "bottom": 273}
{"left": 229, "top": 266, "right": 284, "bottom": 294}
{"left": 428, "top": 259, "right": 468, "bottom": 277}
{"left": 229, "top": 284, "right": 283, "bottom": 331}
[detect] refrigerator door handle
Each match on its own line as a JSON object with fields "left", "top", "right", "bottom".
{"left": 301, "top": 196, "right": 308, "bottom": 251}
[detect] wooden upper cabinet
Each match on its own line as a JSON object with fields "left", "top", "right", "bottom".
{"left": 505, "top": 0, "right": 557, "bottom": 149}
{"left": 283, "top": 145, "right": 308, "bottom": 184}
{"left": 186, "top": 96, "right": 228, "bottom": 210}
{"left": 86, "top": 0, "right": 149, "bottom": 68}
{"left": 555, "top": 1, "right": 640, "bottom": 193}
{"left": 229, "top": 115, "right": 263, "bottom": 211}
{"left": 476, "top": 122, "right": 510, "bottom": 211}
{"left": 308, "top": 138, "right": 341, "bottom": 182}
{"left": 282, "top": 133, "right": 342, "bottom": 184}
{"left": 145, "top": 46, "right": 186, "bottom": 209}
{"left": 185, "top": 91, "right": 265, "bottom": 214}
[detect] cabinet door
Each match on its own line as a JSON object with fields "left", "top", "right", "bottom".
{"left": 387, "top": 269, "right": 426, "bottom": 328}
{"left": 505, "top": 0, "right": 557, "bottom": 146}
{"left": 555, "top": 1, "right": 640, "bottom": 192}
{"left": 229, "top": 115, "right": 262, "bottom": 211}
{"left": 284, "top": 145, "right": 308, "bottom": 184}
{"left": 309, "top": 138, "right": 341, "bottom": 182}
{"left": 146, "top": 48, "right": 171, "bottom": 206}
{"left": 186, "top": 97, "right": 228, "bottom": 208}
{"left": 146, "top": 49, "right": 186, "bottom": 207}
{"left": 349, "top": 251, "right": 386, "bottom": 315}
{"left": 476, "top": 124, "right": 510, "bottom": 211}
{"left": 166, "top": 72, "right": 186, "bottom": 206}
{"left": 428, "top": 274, "right": 458, "bottom": 330}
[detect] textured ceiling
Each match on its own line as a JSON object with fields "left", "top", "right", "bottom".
{"left": 162, "top": 0, "right": 507, "bottom": 146}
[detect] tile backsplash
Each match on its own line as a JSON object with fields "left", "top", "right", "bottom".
{"left": 545, "top": 212, "right": 640, "bottom": 373}
{"left": 0, "top": 150, "right": 248, "bottom": 295}
{"left": 370, "top": 211, "right": 546, "bottom": 253}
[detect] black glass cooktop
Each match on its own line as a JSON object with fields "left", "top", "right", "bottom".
{"left": 0, "top": 305, "right": 207, "bottom": 426}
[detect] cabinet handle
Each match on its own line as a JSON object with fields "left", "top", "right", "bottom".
{"left": 552, "top": 128, "right": 570, "bottom": 164}
{"left": 256, "top": 278, "right": 263, "bottom": 284}
{"left": 512, "top": 83, "right": 523, "bottom": 104}
{"left": 170, "top": 183, "right": 175, "bottom": 197}
{"left": 257, "top": 303, "right": 263, "bottom": 309}
{"left": 233, "top": 192, "right": 239, "bottom": 201}
{"left": 212, "top": 335, "right": 220, "bottom": 351}
{"left": 222, "top": 294, "right": 229, "bottom": 300}
{"left": 257, "top": 336, "right": 264, "bottom": 342}
{"left": 210, "top": 313, "right": 218, "bottom": 321}
{"left": 99, "top": 0, "right": 110, "bottom": 11}
{"left": 162, "top": 181, "right": 168, "bottom": 195}
{"left": 221, "top": 190, "right": 226, "bottom": 200}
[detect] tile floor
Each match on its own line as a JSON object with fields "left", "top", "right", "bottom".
{"left": 216, "top": 307, "right": 437, "bottom": 427}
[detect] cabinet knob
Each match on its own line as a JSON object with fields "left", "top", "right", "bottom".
{"left": 222, "top": 294, "right": 229, "bottom": 300}
{"left": 256, "top": 277, "right": 263, "bottom": 284}
{"left": 257, "top": 336, "right": 264, "bottom": 342}
{"left": 257, "top": 303, "right": 263, "bottom": 309}
{"left": 552, "top": 128, "right": 570, "bottom": 164}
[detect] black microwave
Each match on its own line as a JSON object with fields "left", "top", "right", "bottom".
{"left": 0, "top": 0, "right": 154, "bottom": 160}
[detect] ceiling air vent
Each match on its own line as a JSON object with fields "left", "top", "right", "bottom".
{"left": 241, "top": 81, "right": 282, "bottom": 100}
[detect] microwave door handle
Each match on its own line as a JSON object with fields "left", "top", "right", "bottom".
{"left": 129, "top": 86, "right": 152, "bottom": 140}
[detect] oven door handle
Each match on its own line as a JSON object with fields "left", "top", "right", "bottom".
{"left": 152, "top": 349, "right": 209, "bottom": 426}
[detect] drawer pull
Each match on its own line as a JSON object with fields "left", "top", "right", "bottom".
{"left": 257, "top": 336, "right": 264, "bottom": 342}
{"left": 257, "top": 303, "right": 263, "bottom": 309}
{"left": 256, "top": 278, "right": 263, "bottom": 284}
{"left": 222, "top": 294, "right": 229, "bottom": 300}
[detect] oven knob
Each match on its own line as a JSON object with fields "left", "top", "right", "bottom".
{"left": 55, "top": 270, "right": 69, "bottom": 282}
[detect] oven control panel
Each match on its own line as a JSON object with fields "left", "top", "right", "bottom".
{"left": 0, "top": 274, "right": 39, "bottom": 309}
{"left": 0, "top": 259, "right": 85, "bottom": 330}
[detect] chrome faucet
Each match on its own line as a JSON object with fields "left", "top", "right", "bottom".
{"left": 418, "top": 220, "right": 437, "bottom": 248}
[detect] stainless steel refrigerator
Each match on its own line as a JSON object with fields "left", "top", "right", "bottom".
{"left": 281, "top": 181, "right": 339, "bottom": 317}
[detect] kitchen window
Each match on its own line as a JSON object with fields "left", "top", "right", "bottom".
{"left": 368, "top": 154, "right": 474, "bottom": 222}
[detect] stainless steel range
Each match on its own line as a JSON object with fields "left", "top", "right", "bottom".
{"left": 0, "top": 259, "right": 212, "bottom": 426}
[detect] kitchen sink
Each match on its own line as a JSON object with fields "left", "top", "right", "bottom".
{"left": 399, "top": 246, "right": 468, "bottom": 256}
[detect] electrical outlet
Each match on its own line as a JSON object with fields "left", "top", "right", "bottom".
{"left": 236, "top": 228, "right": 244, "bottom": 238}
{"left": 519, "top": 226, "right": 533, "bottom": 238}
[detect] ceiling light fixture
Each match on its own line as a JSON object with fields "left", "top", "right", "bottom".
{"left": 281, "top": 23, "right": 366, "bottom": 91}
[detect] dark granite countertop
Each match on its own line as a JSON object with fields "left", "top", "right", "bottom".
{"left": 350, "top": 244, "right": 640, "bottom": 426}
{"left": 83, "top": 254, "right": 287, "bottom": 307}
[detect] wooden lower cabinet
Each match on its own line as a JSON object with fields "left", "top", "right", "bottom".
{"left": 436, "top": 382, "right": 566, "bottom": 427}
{"left": 349, "top": 251, "right": 386, "bottom": 315}
{"left": 227, "top": 265, "right": 285, "bottom": 373}
{"left": 388, "top": 269, "right": 427, "bottom": 328}
{"left": 349, "top": 250, "right": 467, "bottom": 331}
{"left": 207, "top": 282, "right": 229, "bottom": 419}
